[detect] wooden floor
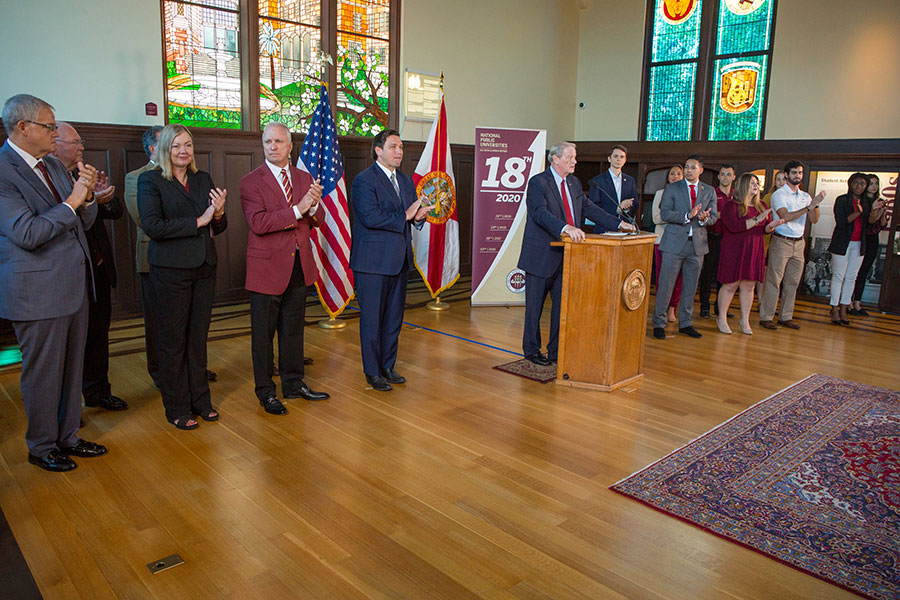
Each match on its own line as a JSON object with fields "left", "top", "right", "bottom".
{"left": 1, "top": 279, "right": 897, "bottom": 600}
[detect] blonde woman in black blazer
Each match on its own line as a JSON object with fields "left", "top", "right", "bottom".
{"left": 138, "top": 124, "right": 227, "bottom": 429}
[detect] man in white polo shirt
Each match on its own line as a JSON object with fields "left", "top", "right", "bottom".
{"left": 759, "top": 160, "right": 825, "bottom": 330}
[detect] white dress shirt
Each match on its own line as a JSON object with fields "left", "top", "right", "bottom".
{"left": 266, "top": 159, "right": 318, "bottom": 218}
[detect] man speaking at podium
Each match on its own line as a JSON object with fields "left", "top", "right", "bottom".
{"left": 517, "top": 141, "right": 635, "bottom": 366}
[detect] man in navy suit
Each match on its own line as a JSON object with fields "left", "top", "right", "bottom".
{"left": 587, "top": 144, "right": 637, "bottom": 232}
{"left": 651, "top": 155, "right": 719, "bottom": 340}
{"left": 349, "top": 129, "right": 428, "bottom": 391}
{"left": 517, "top": 141, "right": 635, "bottom": 366}
{"left": 0, "top": 94, "right": 108, "bottom": 471}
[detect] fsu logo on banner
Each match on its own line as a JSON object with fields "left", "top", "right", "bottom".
{"left": 725, "top": 0, "right": 765, "bottom": 16}
{"left": 720, "top": 62, "right": 760, "bottom": 114}
{"left": 416, "top": 171, "right": 456, "bottom": 225}
{"left": 660, "top": 0, "right": 697, "bottom": 24}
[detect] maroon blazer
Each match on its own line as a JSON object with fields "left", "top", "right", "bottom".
{"left": 240, "top": 164, "right": 320, "bottom": 295}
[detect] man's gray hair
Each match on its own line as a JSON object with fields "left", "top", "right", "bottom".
{"left": 2, "top": 94, "right": 54, "bottom": 136}
{"left": 142, "top": 125, "right": 163, "bottom": 159}
{"left": 548, "top": 141, "right": 576, "bottom": 162}
{"left": 263, "top": 121, "right": 292, "bottom": 139}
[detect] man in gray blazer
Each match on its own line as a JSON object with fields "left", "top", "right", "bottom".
{"left": 0, "top": 94, "right": 108, "bottom": 471}
{"left": 652, "top": 155, "right": 718, "bottom": 339}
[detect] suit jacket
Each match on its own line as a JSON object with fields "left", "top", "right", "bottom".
{"left": 76, "top": 170, "right": 123, "bottom": 288}
{"left": 518, "top": 167, "right": 621, "bottom": 278}
{"left": 658, "top": 179, "right": 719, "bottom": 256}
{"left": 240, "top": 163, "right": 320, "bottom": 295}
{"left": 0, "top": 141, "right": 97, "bottom": 321}
{"left": 827, "top": 193, "right": 870, "bottom": 256}
{"left": 588, "top": 169, "right": 638, "bottom": 227}
{"left": 137, "top": 168, "right": 227, "bottom": 269}
{"left": 349, "top": 163, "right": 417, "bottom": 276}
{"left": 124, "top": 161, "right": 155, "bottom": 273}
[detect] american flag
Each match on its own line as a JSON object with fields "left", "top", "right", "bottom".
{"left": 297, "top": 85, "right": 354, "bottom": 318}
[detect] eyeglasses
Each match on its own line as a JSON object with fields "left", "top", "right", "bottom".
{"left": 57, "top": 138, "right": 86, "bottom": 146}
{"left": 22, "top": 120, "right": 58, "bottom": 132}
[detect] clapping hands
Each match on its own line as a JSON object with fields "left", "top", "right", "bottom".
{"left": 198, "top": 187, "right": 227, "bottom": 227}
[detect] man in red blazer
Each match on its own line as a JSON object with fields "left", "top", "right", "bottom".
{"left": 240, "top": 122, "right": 329, "bottom": 415}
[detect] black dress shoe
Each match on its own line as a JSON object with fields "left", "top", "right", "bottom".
{"left": 381, "top": 369, "right": 406, "bottom": 384}
{"left": 699, "top": 309, "right": 710, "bottom": 318}
{"left": 304, "top": 357, "right": 314, "bottom": 365}
{"left": 28, "top": 450, "right": 77, "bottom": 472}
{"left": 653, "top": 327, "right": 666, "bottom": 339}
{"left": 84, "top": 394, "right": 128, "bottom": 411}
{"left": 59, "top": 439, "right": 107, "bottom": 458}
{"left": 857, "top": 308, "right": 870, "bottom": 317}
{"left": 259, "top": 395, "right": 288, "bottom": 415}
{"left": 283, "top": 382, "right": 330, "bottom": 401}
{"left": 207, "top": 369, "right": 218, "bottom": 382}
{"left": 365, "top": 374, "right": 392, "bottom": 391}
{"left": 679, "top": 326, "right": 703, "bottom": 338}
{"left": 525, "top": 352, "right": 551, "bottom": 366}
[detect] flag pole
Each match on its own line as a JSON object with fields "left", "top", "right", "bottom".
{"left": 426, "top": 72, "right": 450, "bottom": 312}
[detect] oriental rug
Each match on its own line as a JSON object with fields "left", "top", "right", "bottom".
{"left": 611, "top": 374, "right": 899, "bottom": 600}
{"left": 493, "top": 359, "right": 556, "bottom": 383}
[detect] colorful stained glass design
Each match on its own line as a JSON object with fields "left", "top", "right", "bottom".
{"left": 708, "top": 55, "right": 768, "bottom": 140}
{"left": 716, "top": 0, "right": 774, "bottom": 55}
{"left": 646, "top": 62, "right": 697, "bottom": 141}
{"left": 651, "top": 0, "right": 703, "bottom": 62}
{"left": 258, "top": 0, "right": 323, "bottom": 133}
{"left": 335, "top": 0, "right": 390, "bottom": 137}
{"left": 163, "top": 0, "right": 242, "bottom": 129}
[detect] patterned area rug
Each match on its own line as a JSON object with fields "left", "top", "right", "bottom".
{"left": 612, "top": 374, "right": 899, "bottom": 600}
{"left": 493, "top": 358, "right": 556, "bottom": 383}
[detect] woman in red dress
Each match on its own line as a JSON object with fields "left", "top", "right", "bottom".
{"left": 716, "top": 173, "right": 784, "bottom": 335}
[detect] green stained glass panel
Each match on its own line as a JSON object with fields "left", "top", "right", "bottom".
{"left": 646, "top": 62, "right": 697, "bottom": 141}
{"left": 708, "top": 54, "right": 768, "bottom": 140}
{"left": 716, "top": 0, "right": 774, "bottom": 55}
{"left": 651, "top": 0, "right": 703, "bottom": 62}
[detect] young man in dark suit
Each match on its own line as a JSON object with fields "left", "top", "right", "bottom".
{"left": 588, "top": 144, "right": 637, "bottom": 232}
{"left": 349, "top": 129, "right": 428, "bottom": 391}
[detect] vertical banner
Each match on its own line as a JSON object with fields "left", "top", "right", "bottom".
{"left": 471, "top": 127, "right": 546, "bottom": 305}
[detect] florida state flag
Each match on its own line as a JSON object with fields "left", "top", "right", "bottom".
{"left": 412, "top": 94, "right": 459, "bottom": 297}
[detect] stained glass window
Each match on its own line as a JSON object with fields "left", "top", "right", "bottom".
{"left": 644, "top": 0, "right": 703, "bottom": 141}
{"left": 646, "top": 63, "right": 697, "bottom": 141}
{"left": 163, "top": 0, "right": 242, "bottom": 129}
{"left": 258, "top": 1, "right": 322, "bottom": 133}
{"left": 335, "top": 0, "right": 391, "bottom": 137}
{"left": 707, "top": 0, "right": 776, "bottom": 141}
{"left": 642, "top": 0, "right": 776, "bottom": 141}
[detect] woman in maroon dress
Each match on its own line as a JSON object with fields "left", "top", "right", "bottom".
{"left": 716, "top": 173, "right": 784, "bottom": 335}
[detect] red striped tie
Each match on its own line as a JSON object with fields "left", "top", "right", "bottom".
{"left": 36, "top": 160, "right": 63, "bottom": 203}
{"left": 280, "top": 168, "right": 292, "bottom": 203}
{"left": 561, "top": 180, "right": 574, "bottom": 227}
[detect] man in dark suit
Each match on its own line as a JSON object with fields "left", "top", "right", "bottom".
{"left": 587, "top": 144, "right": 637, "bottom": 232}
{"left": 349, "top": 129, "right": 428, "bottom": 391}
{"left": 517, "top": 141, "right": 634, "bottom": 366}
{"left": 0, "top": 94, "right": 108, "bottom": 471}
{"left": 53, "top": 122, "right": 127, "bottom": 412}
{"left": 124, "top": 126, "right": 163, "bottom": 387}
{"left": 240, "top": 122, "right": 329, "bottom": 415}
{"left": 651, "top": 155, "right": 719, "bottom": 340}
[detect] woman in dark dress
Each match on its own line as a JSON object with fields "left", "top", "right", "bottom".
{"left": 138, "top": 124, "right": 227, "bottom": 429}
{"left": 716, "top": 173, "right": 784, "bottom": 335}
{"left": 849, "top": 174, "right": 890, "bottom": 316}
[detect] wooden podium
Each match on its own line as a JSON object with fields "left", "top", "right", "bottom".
{"left": 552, "top": 233, "right": 656, "bottom": 391}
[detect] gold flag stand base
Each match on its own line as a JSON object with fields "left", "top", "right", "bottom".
{"left": 318, "top": 317, "right": 347, "bottom": 329}
{"left": 426, "top": 296, "right": 450, "bottom": 311}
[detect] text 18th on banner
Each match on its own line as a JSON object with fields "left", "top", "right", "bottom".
{"left": 471, "top": 127, "right": 546, "bottom": 306}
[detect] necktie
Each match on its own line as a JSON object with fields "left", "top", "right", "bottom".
{"left": 689, "top": 183, "right": 697, "bottom": 209}
{"left": 280, "top": 168, "right": 292, "bottom": 203}
{"left": 36, "top": 160, "right": 63, "bottom": 204}
{"left": 560, "top": 179, "right": 575, "bottom": 227}
{"left": 390, "top": 170, "right": 400, "bottom": 197}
